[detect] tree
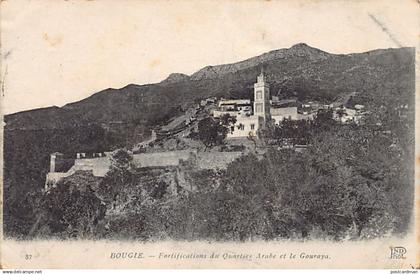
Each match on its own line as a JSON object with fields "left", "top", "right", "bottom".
{"left": 197, "top": 117, "right": 229, "bottom": 150}
{"left": 220, "top": 114, "right": 237, "bottom": 128}
{"left": 272, "top": 119, "right": 312, "bottom": 146}
{"left": 247, "top": 131, "right": 258, "bottom": 150}
{"left": 313, "top": 109, "right": 336, "bottom": 131}
{"left": 300, "top": 127, "right": 401, "bottom": 238}
{"left": 99, "top": 149, "right": 135, "bottom": 210}
{"left": 336, "top": 108, "right": 346, "bottom": 120}
{"left": 34, "top": 181, "right": 105, "bottom": 238}
{"left": 109, "top": 148, "right": 134, "bottom": 170}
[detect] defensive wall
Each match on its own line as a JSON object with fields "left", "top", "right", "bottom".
{"left": 45, "top": 149, "right": 246, "bottom": 189}
{"left": 196, "top": 151, "right": 244, "bottom": 170}
{"left": 133, "top": 150, "right": 195, "bottom": 168}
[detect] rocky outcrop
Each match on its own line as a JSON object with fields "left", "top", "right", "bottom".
{"left": 161, "top": 73, "right": 190, "bottom": 84}
{"left": 189, "top": 43, "right": 330, "bottom": 81}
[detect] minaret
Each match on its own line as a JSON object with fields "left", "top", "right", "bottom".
{"left": 50, "top": 152, "right": 64, "bottom": 172}
{"left": 50, "top": 154, "right": 56, "bottom": 173}
{"left": 253, "top": 68, "right": 270, "bottom": 125}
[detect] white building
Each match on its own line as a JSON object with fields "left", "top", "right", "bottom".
{"left": 227, "top": 115, "right": 264, "bottom": 138}
{"left": 213, "top": 99, "right": 252, "bottom": 118}
{"left": 354, "top": 104, "right": 365, "bottom": 111}
{"left": 333, "top": 107, "right": 361, "bottom": 124}
{"left": 217, "top": 71, "right": 271, "bottom": 138}
{"left": 271, "top": 107, "right": 298, "bottom": 125}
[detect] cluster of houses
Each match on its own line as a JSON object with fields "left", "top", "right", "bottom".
{"left": 210, "top": 71, "right": 366, "bottom": 139}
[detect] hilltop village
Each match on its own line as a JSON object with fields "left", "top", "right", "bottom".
{"left": 46, "top": 71, "right": 367, "bottom": 190}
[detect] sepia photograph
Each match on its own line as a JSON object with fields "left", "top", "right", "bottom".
{"left": 1, "top": 0, "right": 418, "bottom": 270}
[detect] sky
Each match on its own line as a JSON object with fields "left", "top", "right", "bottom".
{"left": 1, "top": 0, "right": 418, "bottom": 114}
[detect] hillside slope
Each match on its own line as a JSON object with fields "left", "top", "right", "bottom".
{"left": 5, "top": 44, "right": 415, "bottom": 130}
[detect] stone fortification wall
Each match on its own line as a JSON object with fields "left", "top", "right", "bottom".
{"left": 45, "top": 149, "right": 245, "bottom": 189}
{"left": 196, "top": 151, "right": 244, "bottom": 170}
{"left": 45, "top": 156, "right": 111, "bottom": 189}
{"left": 132, "top": 150, "right": 196, "bottom": 168}
{"left": 45, "top": 172, "right": 68, "bottom": 189}
{"left": 70, "top": 157, "right": 111, "bottom": 177}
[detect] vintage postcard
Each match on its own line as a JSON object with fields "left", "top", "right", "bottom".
{"left": 0, "top": 0, "right": 419, "bottom": 269}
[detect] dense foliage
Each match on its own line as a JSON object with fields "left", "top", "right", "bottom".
{"left": 19, "top": 106, "right": 413, "bottom": 240}
{"left": 196, "top": 115, "right": 236, "bottom": 150}
{"left": 32, "top": 177, "right": 106, "bottom": 238}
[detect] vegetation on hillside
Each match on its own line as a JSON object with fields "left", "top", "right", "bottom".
{"left": 21, "top": 106, "right": 414, "bottom": 240}
{"left": 3, "top": 45, "right": 415, "bottom": 240}
{"left": 194, "top": 114, "right": 237, "bottom": 150}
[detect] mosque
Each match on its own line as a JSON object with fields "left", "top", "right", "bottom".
{"left": 213, "top": 70, "right": 299, "bottom": 138}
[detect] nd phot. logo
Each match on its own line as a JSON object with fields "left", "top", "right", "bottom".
{"left": 389, "top": 246, "right": 407, "bottom": 259}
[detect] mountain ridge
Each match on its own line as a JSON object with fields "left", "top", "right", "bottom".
{"left": 5, "top": 44, "right": 415, "bottom": 131}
